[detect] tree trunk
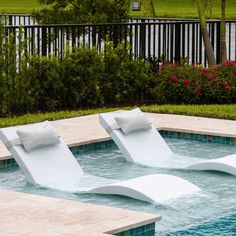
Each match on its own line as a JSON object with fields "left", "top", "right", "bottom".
{"left": 201, "top": 25, "right": 216, "bottom": 66}
{"left": 141, "top": 0, "right": 156, "bottom": 17}
{"left": 149, "top": 0, "right": 156, "bottom": 17}
{"left": 220, "top": 0, "right": 227, "bottom": 63}
{"left": 196, "top": 0, "right": 216, "bottom": 66}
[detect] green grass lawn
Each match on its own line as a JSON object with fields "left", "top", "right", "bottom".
{"left": 0, "top": 0, "right": 40, "bottom": 14}
{"left": 1, "top": 104, "right": 236, "bottom": 128}
{"left": 132, "top": 0, "right": 236, "bottom": 19}
{"left": 0, "top": 0, "right": 235, "bottom": 18}
{"left": 155, "top": 0, "right": 235, "bottom": 19}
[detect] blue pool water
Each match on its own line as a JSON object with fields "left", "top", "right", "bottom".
{"left": 1, "top": 137, "right": 236, "bottom": 235}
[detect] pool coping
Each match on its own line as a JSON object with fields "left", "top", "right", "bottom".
{"left": 67, "top": 126, "right": 236, "bottom": 149}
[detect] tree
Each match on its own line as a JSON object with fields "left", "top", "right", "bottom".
{"left": 195, "top": 0, "right": 216, "bottom": 66}
{"left": 117, "top": 0, "right": 156, "bottom": 17}
{"left": 33, "top": 0, "right": 129, "bottom": 24}
{"left": 220, "top": 0, "right": 227, "bottom": 63}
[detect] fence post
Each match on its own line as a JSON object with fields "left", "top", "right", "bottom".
{"left": 8, "top": 15, "right": 13, "bottom": 26}
{"left": 175, "top": 23, "right": 181, "bottom": 64}
{"left": 92, "top": 26, "right": 96, "bottom": 47}
{"left": 113, "top": 24, "right": 118, "bottom": 48}
{"left": 139, "top": 19, "right": 146, "bottom": 58}
{"left": 216, "top": 21, "right": 221, "bottom": 64}
{"left": 41, "top": 26, "right": 47, "bottom": 56}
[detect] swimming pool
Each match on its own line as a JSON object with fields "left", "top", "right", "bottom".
{"left": 0, "top": 134, "right": 236, "bottom": 235}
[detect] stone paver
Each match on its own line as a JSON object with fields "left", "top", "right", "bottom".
{"left": 0, "top": 189, "right": 160, "bottom": 236}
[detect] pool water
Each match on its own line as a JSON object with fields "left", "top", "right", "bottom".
{"left": 1, "top": 137, "right": 236, "bottom": 235}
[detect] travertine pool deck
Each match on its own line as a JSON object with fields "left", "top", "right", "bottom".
{"left": 0, "top": 189, "right": 160, "bottom": 236}
{"left": 1, "top": 112, "right": 236, "bottom": 235}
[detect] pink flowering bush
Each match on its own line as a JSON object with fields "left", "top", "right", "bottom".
{"left": 153, "top": 61, "right": 236, "bottom": 104}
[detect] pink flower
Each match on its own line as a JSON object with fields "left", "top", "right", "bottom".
{"left": 223, "top": 81, "right": 228, "bottom": 86}
{"left": 161, "top": 62, "right": 172, "bottom": 71}
{"left": 183, "top": 79, "right": 191, "bottom": 86}
{"left": 200, "top": 68, "right": 208, "bottom": 75}
{"left": 172, "top": 65, "right": 178, "bottom": 71}
{"left": 169, "top": 76, "right": 178, "bottom": 82}
{"left": 224, "top": 61, "right": 236, "bottom": 67}
{"left": 206, "top": 73, "right": 217, "bottom": 78}
{"left": 225, "top": 85, "right": 231, "bottom": 90}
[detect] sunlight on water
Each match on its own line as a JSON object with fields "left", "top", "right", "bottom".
{"left": 0, "top": 137, "right": 236, "bottom": 235}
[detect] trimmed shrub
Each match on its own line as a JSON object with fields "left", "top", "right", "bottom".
{"left": 21, "top": 55, "right": 63, "bottom": 112}
{"left": 153, "top": 61, "right": 236, "bottom": 104}
{"left": 0, "top": 25, "right": 30, "bottom": 114}
{"left": 102, "top": 43, "right": 153, "bottom": 104}
{"left": 200, "top": 61, "right": 236, "bottom": 103}
{"left": 61, "top": 47, "right": 104, "bottom": 108}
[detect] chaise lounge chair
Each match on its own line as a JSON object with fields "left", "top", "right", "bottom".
{"left": 100, "top": 108, "right": 173, "bottom": 167}
{"left": 99, "top": 108, "right": 236, "bottom": 175}
{"left": 0, "top": 121, "right": 201, "bottom": 204}
{"left": 186, "top": 154, "right": 236, "bottom": 175}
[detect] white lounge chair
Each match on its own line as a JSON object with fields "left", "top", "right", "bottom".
{"left": 0, "top": 121, "right": 200, "bottom": 204}
{"left": 186, "top": 154, "right": 236, "bottom": 175}
{"left": 99, "top": 108, "right": 236, "bottom": 175}
{"left": 99, "top": 108, "right": 173, "bottom": 167}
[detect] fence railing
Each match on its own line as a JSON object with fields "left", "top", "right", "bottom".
{"left": 0, "top": 14, "right": 36, "bottom": 26}
{"left": 0, "top": 14, "right": 196, "bottom": 26}
{"left": 1, "top": 15, "right": 236, "bottom": 65}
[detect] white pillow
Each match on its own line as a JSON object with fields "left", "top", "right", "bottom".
{"left": 16, "top": 124, "right": 60, "bottom": 152}
{"left": 114, "top": 109, "right": 152, "bottom": 134}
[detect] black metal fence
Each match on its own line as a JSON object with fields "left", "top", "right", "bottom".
{"left": 0, "top": 14, "right": 35, "bottom": 26}
{"left": 1, "top": 14, "right": 236, "bottom": 65}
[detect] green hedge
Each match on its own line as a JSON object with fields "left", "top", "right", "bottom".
{"left": 0, "top": 38, "right": 154, "bottom": 115}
